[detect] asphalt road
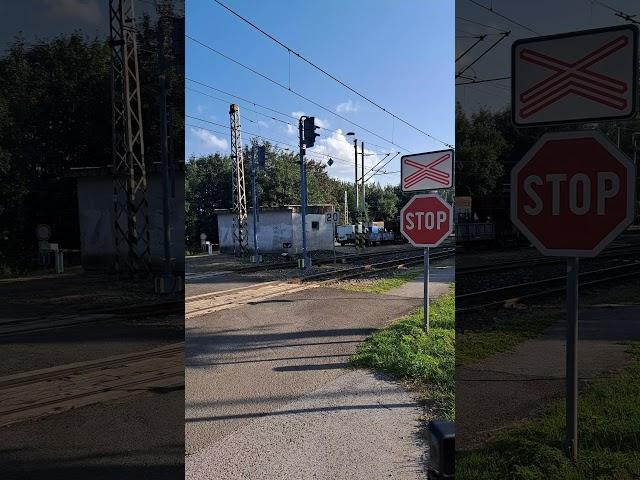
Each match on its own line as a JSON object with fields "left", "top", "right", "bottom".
{"left": 185, "top": 282, "right": 430, "bottom": 478}
{"left": 456, "top": 305, "right": 640, "bottom": 450}
{"left": 0, "top": 271, "right": 185, "bottom": 479}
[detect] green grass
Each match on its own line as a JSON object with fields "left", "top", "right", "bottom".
{"left": 340, "top": 268, "right": 421, "bottom": 294}
{"left": 457, "top": 308, "right": 561, "bottom": 366}
{"left": 350, "top": 290, "right": 455, "bottom": 419}
{"left": 457, "top": 343, "right": 640, "bottom": 480}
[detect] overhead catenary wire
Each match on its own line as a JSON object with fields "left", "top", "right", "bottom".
{"left": 186, "top": 123, "right": 354, "bottom": 169}
{"left": 456, "top": 31, "right": 510, "bottom": 78}
{"left": 210, "top": 0, "right": 453, "bottom": 149}
{"left": 187, "top": 83, "right": 393, "bottom": 156}
{"left": 364, "top": 152, "right": 400, "bottom": 183}
{"left": 185, "top": 34, "right": 421, "bottom": 152}
{"left": 466, "top": 0, "right": 540, "bottom": 35}
{"left": 186, "top": 115, "right": 366, "bottom": 167}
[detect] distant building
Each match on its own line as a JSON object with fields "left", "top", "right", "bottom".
{"left": 216, "top": 205, "right": 335, "bottom": 254}
{"left": 70, "top": 163, "right": 185, "bottom": 273}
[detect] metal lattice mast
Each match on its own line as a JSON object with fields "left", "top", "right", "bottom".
{"left": 109, "top": 0, "right": 151, "bottom": 275}
{"left": 229, "top": 104, "right": 248, "bottom": 256}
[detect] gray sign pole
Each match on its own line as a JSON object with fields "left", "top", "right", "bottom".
{"left": 566, "top": 257, "right": 579, "bottom": 462}
{"left": 424, "top": 247, "right": 430, "bottom": 332}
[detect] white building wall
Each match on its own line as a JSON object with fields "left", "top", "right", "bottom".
{"left": 217, "top": 209, "right": 334, "bottom": 254}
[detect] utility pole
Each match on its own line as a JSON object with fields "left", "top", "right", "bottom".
{"left": 361, "top": 140, "right": 365, "bottom": 225}
{"left": 250, "top": 146, "right": 260, "bottom": 263}
{"left": 155, "top": 7, "right": 176, "bottom": 293}
{"left": 229, "top": 104, "right": 248, "bottom": 256}
{"left": 299, "top": 116, "right": 320, "bottom": 270}
{"left": 353, "top": 138, "right": 359, "bottom": 212}
{"left": 344, "top": 190, "right": 348, "bottom": 226}
{"left": 109, "top": 0, "right": 151, "bottom": 277}
{"left": 299, "top": 118, "right": 309, "bottom": 270}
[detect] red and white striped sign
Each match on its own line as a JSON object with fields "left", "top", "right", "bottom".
{"left": 401, "top": 149, "right": 453, "bottom": 192}
{"left": 512, "top": 25, "right": 638, "bottom": 126}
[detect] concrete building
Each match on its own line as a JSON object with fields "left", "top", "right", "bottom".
{"left": 71, "top": 162, "right": 185, "bottom": 273}
{"left": 216, "top": 205, "right": 335, "bottom": 254}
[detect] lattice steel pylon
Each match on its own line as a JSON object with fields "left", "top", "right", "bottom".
{"left": 109, "top": 0, "right": 151, "bottom": 276}
{"left": 229, "top": 104, "right": 248, "bottom": 256}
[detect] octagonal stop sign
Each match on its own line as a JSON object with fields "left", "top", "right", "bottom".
{"left": 511, "top": 131, "right": 636, "bottom": 256}
{"left": 400, "top": 193, "right": 453, "bottom": 247}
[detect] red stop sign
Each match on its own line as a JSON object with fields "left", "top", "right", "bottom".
{"left": 511, "top": 131, "right": 635, "bottom": 256}
{"left": 400, "top": 194, "right": 453, "bottom": 247}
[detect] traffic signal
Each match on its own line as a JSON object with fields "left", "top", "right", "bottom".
{"left": 303, "top": 116, "right": 320, "bottom": 147}
{"left": 257, "top": 145, "right": 266, "bottom": 168}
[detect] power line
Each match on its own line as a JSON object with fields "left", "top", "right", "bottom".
{"left": 456, "top": 16, "right": 509, "bottom": 33}
{"left": 185, "top": 35, "right": 424, "bottom": 152}
{"left": 456, "top": 34, "right": 487, "bottom": 62}
{"left": 592, "top": 0, "right": 640, "bottom": 24}
{"left": 187, "top": 84, "right": 393, "bottom": 157}
{"left": 364, "top": 152, "right": 400, "bottom": 183}
{"left": 466, "top": 0, "right": 540, "bottom": 35}
{"left": 456, "top": 75, "right": 511, "bottom": 86}
{"left": 456, "top": 31, "right": 510, "bottom": 78}
{"left": 186, "top": 114, "right": 363, "bottom": 167}
{"left": 210, "top": 0, "right": 453, "bottom": 149}
{"left": 186, "top": 123, "right": 353, "bottom": 169}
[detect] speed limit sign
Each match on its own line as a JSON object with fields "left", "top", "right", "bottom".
{"left": 325, "top": 212, "right": 339, "bottom": 223}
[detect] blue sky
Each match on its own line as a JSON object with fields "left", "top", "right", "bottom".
{"left": 186, "top": 0, "right": 454, "bottom": 186}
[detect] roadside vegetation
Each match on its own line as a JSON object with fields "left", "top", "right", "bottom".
{"left": 457, "top": 343, "right": 640, "bottom": 480}
{"left": 350, "top": 289, "right": 455, "bottom": 419}
{"left": 457, "top": 277, "right": 640, "bottom": 366}
{"left": 340, "top": 267, "right": 422, "bottom": 294}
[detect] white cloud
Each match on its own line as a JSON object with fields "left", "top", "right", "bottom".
{"left": 257, "top": 120, "right": 270, "bottom": 128}
{"left": 285, "top": 111, "right": 329, "bottom": 136}
{"left": 44, "top": 0, "right": 101, "bottom": 24}
{"left": 190, "top": 128, "right": 228, "bottom": 150}
{"left": 336, "top": 99, "right": 358, "bottom": 114}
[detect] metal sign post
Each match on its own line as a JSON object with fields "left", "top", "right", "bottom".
{"left": 566, "top": 257, "right": 579, "bottom": 462}
{"left": 424, "top": 247, "right": 430, "bottom": 331}
{"left": 400, "top": 193, "right": 453, "bottom": 332}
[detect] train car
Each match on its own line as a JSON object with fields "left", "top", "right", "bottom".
{"left": 455, "top": 193, "right": 524, "bottom": 248}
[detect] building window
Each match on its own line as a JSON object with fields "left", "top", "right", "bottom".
{"left": 311, "top": 221, "right": 319, "bottom": 230}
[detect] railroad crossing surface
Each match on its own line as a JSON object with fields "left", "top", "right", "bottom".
{"left": 185, "top": 253, "right": 454, "bottom": 479}
{"left": 0, "top": 270, "right": 184, "bottom": 479}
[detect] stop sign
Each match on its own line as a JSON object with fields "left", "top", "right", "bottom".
{"left": 400, "top": 193, "right": 453, "bottom": 247}
{"left": 511, "top": 131, "right": 635, "bottom": 256}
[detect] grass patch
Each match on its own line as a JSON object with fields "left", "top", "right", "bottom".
{"left": 350, "top": 289, "right": 455, "bottom": 419}
{"left": 340, "top": 268, "right": 421, "bottom": 294}
{"left": 457, "top": 343, "right": 640, "bottom": 480}
{"left": 456, "top": 308, "right": 560, "bottom": 366}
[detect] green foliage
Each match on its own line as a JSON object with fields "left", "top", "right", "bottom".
{"left": 457, "top": 344, "right": 640, "bottom": 480}
{"left": 0, "top": 12, "right": 183, "bottom": 273}
{"left": 351, "top": 291, "right": 455, "bottom": 419}
{"left": 341, "top": 269, "right": 421, "bottom": 294}
{"left": 185, "top": 141, "right": 405, "bottom": 249}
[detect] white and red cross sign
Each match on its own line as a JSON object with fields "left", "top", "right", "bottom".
{"left": 512, "top": 25, "right": 638, "bottom": 126}
{"left": 401, "top": 149, "right": 454, "bottom": 192}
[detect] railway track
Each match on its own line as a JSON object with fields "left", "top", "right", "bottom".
{"left": 1, "top": 300, "right": 183, "bottom": 337}
{"left": 457, "top": 244, "right": 640, "bottom": 275}
{"left": 457, "top": 261, "right": 640, "bottom": 312}
{"left": 186, "top": 248, "right": 455, "bottom": 319}
{"left": 187, "top": 245, "right": 430, "bottom": 276}
{"left": 0, "top": 342, "right": 184, "bottom": 427}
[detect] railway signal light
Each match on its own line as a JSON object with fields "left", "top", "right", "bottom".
{"left": 257, "top": 145, "right": 266, "bottom": 169}
{"left": 303, "top": 116, "right": 320, "bottom": 148}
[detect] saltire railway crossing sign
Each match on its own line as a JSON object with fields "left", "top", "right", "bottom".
{"left": 401, "top": 149, "right": 454, "bottom": 192}
{"left": 400, "top": 150, "right": 454, "bottom": 332}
